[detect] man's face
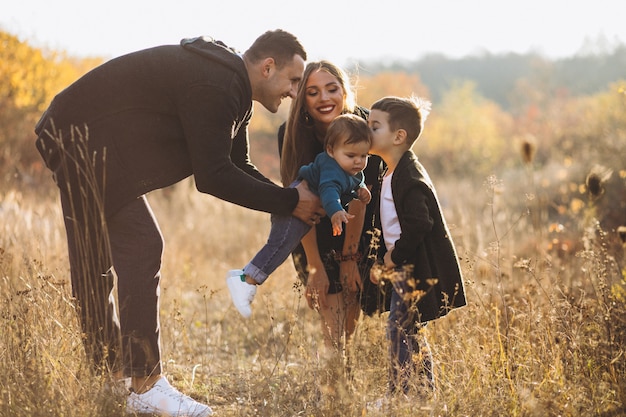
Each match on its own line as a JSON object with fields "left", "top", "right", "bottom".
{"left": 258, "top": 54, "right": 305, "bottom": 113}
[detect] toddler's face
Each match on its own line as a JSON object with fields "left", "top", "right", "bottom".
{"left": 328, "top": 138, "right": 370, "bottom": 176}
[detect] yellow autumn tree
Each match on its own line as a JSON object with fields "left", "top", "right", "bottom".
{"left": 355, "top": 71, "right": 430, "bottom": 109}
{"left": 0, "top": 31, "right": 102, "bottom": 184}
{"left": 423, "top": 80, "right": 514, "bottom": 178}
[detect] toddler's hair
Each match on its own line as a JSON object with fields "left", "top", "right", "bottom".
{"left": 325, "top": 113, "right": 372, "bottom": 150}
{"left": 371, "top": 95, "right": 431, "bottom": 145}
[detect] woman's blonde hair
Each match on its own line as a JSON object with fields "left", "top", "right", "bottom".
{"left": 280, "top": 61, "right": 357, "bottom": 185}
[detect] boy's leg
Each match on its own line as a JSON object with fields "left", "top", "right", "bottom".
{"left": 415, "top": 325, "right": 435, "bottom": 391}
{"left": 387, "top": 286, "right": 420, "bottom": 394}
{"left": 387, "top": 290, "right": 408, "bottom": 394}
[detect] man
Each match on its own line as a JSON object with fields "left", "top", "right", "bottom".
{"left": 35, "top": 29, "right": 319, "bottom": 416}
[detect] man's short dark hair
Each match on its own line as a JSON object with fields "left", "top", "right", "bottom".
{"left": 244, "top": 29, "right": 307, "bottom": 68}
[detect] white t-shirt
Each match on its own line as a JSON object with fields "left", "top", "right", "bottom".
{"left": 380, "top": 172, "right": 401, "bottom": 251}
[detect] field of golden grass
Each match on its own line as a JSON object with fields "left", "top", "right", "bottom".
{"left": 1, "top": 173, "right": 625, "bottom": 416}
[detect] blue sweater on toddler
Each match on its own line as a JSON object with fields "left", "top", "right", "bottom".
{"left": 298, "top": 152, "right": 365, "bottom": 217}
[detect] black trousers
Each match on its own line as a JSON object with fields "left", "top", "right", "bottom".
{"left": 61, "top": 192, "right": 163, "bottom": 377}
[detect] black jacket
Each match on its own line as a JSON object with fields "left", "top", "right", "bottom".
{"left": 387, "top": 150, "right": 466, "bottom": 322}
{"left": 35, "top": 36, "right": 299, "bottom": 217}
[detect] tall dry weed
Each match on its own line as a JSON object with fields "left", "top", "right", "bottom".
{"left": 1, "top": 163, "right": 624, "bottom": 416}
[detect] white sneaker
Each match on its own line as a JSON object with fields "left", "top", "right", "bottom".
{"left": 126, "top": 376, "right": 213, "bottom": 416}
{"left": 226, "top": 269, "right": 257, "bottom": 318}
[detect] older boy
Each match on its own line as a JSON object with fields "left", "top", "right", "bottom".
{"left": 368, "top": 96, "right": 466, "bottom": 395}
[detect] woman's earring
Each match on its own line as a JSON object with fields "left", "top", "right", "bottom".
{"left": 301, "top": 109, "right": 313, "bottom": 126}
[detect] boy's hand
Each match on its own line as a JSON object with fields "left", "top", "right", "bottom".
{"left": 370, "top": 262, "right": 392, "bottom": 284}
{"left": 383, "top": 250, "right": 396, "bottom": 269}
{"left": 369, "top": 263, "right": 383, "bottom": 284}
{"left": 370, "top": 248, "right": 397, "bottom": 284}
{"left": 331, "top": 210, "right": 355, "bottom": 236}
{"left": 356, "top": 187, "right": 371, "bottom": 204}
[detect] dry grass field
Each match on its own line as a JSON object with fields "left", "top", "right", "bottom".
{"left": 1, "top": 169, "right": 625, "bottom": 416}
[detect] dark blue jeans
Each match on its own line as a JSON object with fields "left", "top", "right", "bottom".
{"left": 387, "top": 271, "right": 434, "bottom": 394}
{"left": 62, "top": 193, "right": 163, "bottom": 377}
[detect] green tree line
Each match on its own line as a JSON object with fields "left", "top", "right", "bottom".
{"left": 355, "top": 46, "right": 626, "bottom": 109}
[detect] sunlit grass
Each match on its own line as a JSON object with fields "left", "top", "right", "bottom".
{"left": 1, "top": 172, "right": 624, "bottom": 416}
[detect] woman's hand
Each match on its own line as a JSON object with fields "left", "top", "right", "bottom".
{"left": 340, "top": 259, "right": 362, "bottom": 293}
{"left": 305, "top": 265, "right": 329, "bottom": 310}
{"left": 300, "top": 227, "right": 328, "bottom": 310}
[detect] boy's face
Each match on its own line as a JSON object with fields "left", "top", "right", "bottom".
{"left": 327, "top": 136, "right": 370, "bottom": 176}
{"left": 368, "top": 109, "right": 396, "bottom": 156}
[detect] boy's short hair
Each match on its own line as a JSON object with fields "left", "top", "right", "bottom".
{"left": 371, "top": 95, "right": 431, "bottom": 146}
{"left": 325, "top": 114, "right": 372, "bottom": 150}
{"left": 244, "top": 29, "right": 307, "bottom": 68}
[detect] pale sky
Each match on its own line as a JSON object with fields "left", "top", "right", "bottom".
{"left": 2, "top": 0, "right": 624, "bottom": 66}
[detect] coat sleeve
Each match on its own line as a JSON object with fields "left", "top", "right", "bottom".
{"left": 177, "top": 84, "right": 297, "bottom": 215}
{"left": 391, "top": 181, "right": 434, "bottom": 266}
{"left": 230, "top": 112, "right": 273, "bottom": 184}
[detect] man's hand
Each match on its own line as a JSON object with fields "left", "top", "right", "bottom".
{"left": 331, "top": 210, "right": 355, "bottom": 236}
{"left": 292, "top": 180, "right": 323, "bottom": 226}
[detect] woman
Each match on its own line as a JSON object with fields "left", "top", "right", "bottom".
{"left": 279, "top": 61, "right": 390, "bottom": 351}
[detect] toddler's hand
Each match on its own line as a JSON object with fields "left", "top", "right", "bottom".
{"left": 331, "top": 210, "right": 354, "bottom": 236}
{"left": 357, "top": 187, "right": 372, "bottom": 204}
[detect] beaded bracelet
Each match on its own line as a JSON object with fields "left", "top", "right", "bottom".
{"left": 331, "top": 250, "right": 361, "bottom": 262}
